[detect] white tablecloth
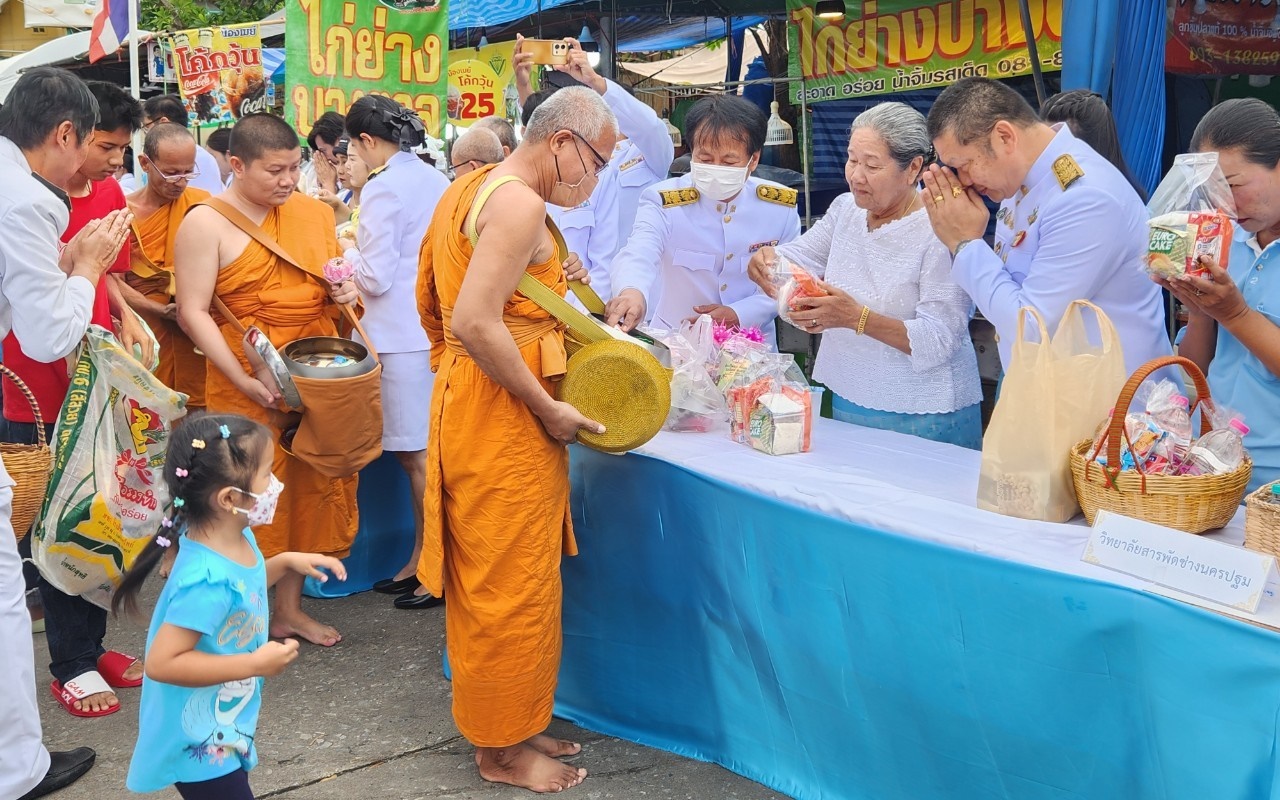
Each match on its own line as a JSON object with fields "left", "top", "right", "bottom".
{"left": 634, "top": 418, "right": 1248, "bottom": 593}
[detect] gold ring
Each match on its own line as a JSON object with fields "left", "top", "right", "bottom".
{"left": 952, "top": 186, "right": 963, "bottom": 198}
{"left": 934, "top": 195, "right": 945, "bottom": 203}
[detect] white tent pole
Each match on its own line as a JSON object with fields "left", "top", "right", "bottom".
{"left": 127, "top": 0, "right": 143, "bottom": 181}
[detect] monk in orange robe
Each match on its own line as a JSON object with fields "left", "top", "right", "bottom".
{"left": 122, "top": 123, "right": 210, "bottom": 408}
{"left": 173, "top": 113, "right": 359, "bottom": 646}
{"left": 417, "top": 84, "right": 616, "bottom": 793}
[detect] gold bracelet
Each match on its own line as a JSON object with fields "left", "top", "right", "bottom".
{"left": 855, "top": 305, "right": 871, "bottom": 336}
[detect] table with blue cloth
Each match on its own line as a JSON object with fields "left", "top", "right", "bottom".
{"left": 556, "top": 419, "right": 1279, "bottom": 800}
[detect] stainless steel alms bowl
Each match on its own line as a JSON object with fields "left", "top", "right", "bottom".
{"left": 281, "top": 337, "right": 377, "bottom": 379}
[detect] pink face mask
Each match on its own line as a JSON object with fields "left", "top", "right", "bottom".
{"left": 233, "top": 474, "right": 283, "bottom": 526}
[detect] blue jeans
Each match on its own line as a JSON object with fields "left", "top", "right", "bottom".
{"left": 4, "top": 417, "right": 108, "bottom": 685}
{"left": 831, "top": 394, "right": 983, "bottom": 451}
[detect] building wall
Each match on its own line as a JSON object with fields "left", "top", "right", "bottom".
{"left": 0, "top": 2, "right": 67, "bottom": 57}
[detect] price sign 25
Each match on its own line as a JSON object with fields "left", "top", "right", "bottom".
{"left": 458, "top": 91, "right": 496, "bottom": 119}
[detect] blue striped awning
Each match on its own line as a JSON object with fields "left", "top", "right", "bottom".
{"left": 450, "top": 0, "right": 580, "bottom": 31}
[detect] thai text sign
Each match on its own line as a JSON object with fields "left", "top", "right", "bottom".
{"left": 447, "top": 41, "right": 518, "bottom": 129}
{"left": 166, "top": 26, "right": 264, "bottom": 124}
{"left": 286, "top": 0, "right": 448, "bottom": 138}
{"left": 1083, "top": 510, "right": 1275, "bottom": 613}
{"left": 786, "top": 0, "right": 1063, "bottom": 104}
{"left": 1166, "top": 0, "right": 1280, "bottom": 75}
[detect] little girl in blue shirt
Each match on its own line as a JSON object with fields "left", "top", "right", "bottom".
{"left": 112, "top": 414, "right": 346, "bottom": 799}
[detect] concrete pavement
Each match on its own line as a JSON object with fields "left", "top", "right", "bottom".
{"left": 32, "top": 585, "right": 782, "bottom": 799}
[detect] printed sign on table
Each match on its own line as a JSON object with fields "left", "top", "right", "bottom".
{"left": 447, "top": 41, "right": 517, "bottom": 129}
{"left": 1166, "top": 0, "right": 1280, "bottom": 75}
{"left": 165, "top": 25, "right": 265, "bottom": 124}
{"left": 285, "top": 0, "right": 449, "bottom": 139}
{"left": 785, "top": 0, "right": 1063, "bottom": 105}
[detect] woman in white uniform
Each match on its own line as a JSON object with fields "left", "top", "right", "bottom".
{"left": 339, "top": 96, "right": 450, "bottom": 609}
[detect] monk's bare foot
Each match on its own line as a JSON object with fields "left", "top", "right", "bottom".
{"left": 476, "top": 743, "right": 587, "bottom": 793}
{"left": 527, "top": 733, "right": 582, "bottom": 758}
{"left": 270, "top": 610, "right": 341, "bottom": 647}
{"left": 121, "top": 659, "right": 144, "bottom": 683}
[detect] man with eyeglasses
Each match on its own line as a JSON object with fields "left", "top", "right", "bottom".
{"left": 120, "top": 122, "right": 211, "bottom": 413}
{"left": 448, "top": 127, "right": 504, "bottom": 180}
{"left": 141, "top": 95, "right": 226, "bottom": 195}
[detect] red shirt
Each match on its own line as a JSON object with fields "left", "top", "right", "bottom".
{"left": 3, "top": 179, "right": 131, "bottom": 423}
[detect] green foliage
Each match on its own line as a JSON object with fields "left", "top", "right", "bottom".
{"left": 140, "top": 0, "right": 284, "bottom": 32}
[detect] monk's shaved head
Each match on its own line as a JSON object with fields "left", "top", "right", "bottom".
{"left": 229, "top": 113, "right": 300, "bottom": 165}
{"left": 143, "top": 122, "right": 194, "bottom": 160}
{"left": 472, "top": 116, "right": 517, "bottom": 153}
{"left": 452, "top": 128, "right": 504, "bottom": 167}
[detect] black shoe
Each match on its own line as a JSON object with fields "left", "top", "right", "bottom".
{"left": 19, "top": 747, "right": 96, "bottom": 800}
{"left": 372, "top": 576, "right": 420, "bottom": 595}
{"left": 393, "top": 591, "right": 444, "bottom": 610}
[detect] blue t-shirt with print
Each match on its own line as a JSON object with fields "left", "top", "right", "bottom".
{"left": 126, "top": 529, "right": 268, "bottom": 792}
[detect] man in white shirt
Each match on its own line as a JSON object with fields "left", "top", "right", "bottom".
{"left": 141, "top": 95, "right": 226, "bottom": 196}
{"left": 606, "top": 94, "right": 801, "bottom": 343}
{"left": 920, "top": 78, "right": 1172, "bottom": 377}
{"left": 0, "top": 66, "right": 133, "bottom": 800}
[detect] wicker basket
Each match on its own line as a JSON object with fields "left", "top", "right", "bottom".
{"left": 0, "top": 364, "right": 52, "bottom": 539}
{"left": 1244, "top": 481, "right": 1280, "bottom": 560}
{"left": 1069, "top": 355, "right": 1251, "bottom": 533}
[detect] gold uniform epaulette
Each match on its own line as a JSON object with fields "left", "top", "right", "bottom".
{"left": 757, "top": 185, "right": 798, "bottom": 207}
{"left": 660, "top": 188, "right": 699, "bottom": 207}
{"left": 1052, "top": 154, "right": 1084, "bottom": 191}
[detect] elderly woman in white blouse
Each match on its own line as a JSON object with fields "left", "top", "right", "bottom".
{"left": 748, "top": 102, "right": 983, "bottom": 449}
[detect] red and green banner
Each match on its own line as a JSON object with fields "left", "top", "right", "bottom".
{"left": 285, "top": 0, "right": 448, "bottom": 138}
{"left": 1166, "top": 0, "right": 1280, "bottom": 75}
{"left": 786, "top": 0, "right": 1063, "bottom": 105}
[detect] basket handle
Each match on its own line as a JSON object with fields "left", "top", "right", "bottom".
{"left": 0, "top": 364, "right": 46, "bottom": 448}
{"left": 1101, "top": 355, "right": 1211, "bottom": 472}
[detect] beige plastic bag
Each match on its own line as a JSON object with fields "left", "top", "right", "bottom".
{"left": 978, "top": 301, "right": 1126, "bottom": 522}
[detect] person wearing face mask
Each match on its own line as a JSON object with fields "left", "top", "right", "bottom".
{"left": 415, "top": 85, "right": 614, "bottom": 794}
{"left": 605, "top": 94, "right": 801, "bottom": 339}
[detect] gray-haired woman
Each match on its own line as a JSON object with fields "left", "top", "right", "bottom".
{"left": 748, "top": 101, "right": 983, "bottom": 448}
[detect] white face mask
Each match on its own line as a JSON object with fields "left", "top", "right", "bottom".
{"left": 690, "top": 161, "right": 750, "bottom": 201}
{"left": 233, "top": 474, "right": 283, "bottom": 527}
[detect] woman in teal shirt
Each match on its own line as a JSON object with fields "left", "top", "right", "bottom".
{"left": 1161, "top": 98, "right": 1280, "bottom": 493}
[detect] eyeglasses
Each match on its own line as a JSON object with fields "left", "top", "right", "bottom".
{"left": 149, "top": 163, "right": 201, "bottom": 183}
{"left": 567, "top": 130, "right": 609, "bottom": 176}
{"left": 447, "top": 159, "right": 481, "bottom": 180}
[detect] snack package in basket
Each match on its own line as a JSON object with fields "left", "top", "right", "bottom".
{"left": 1145, "top": 152, "right": 1237, "bottom": 278}
{"left": 30, "top": 326, "right": 187, "bottom": 610}
{"left": 769, "top": 258, "right": 828, "bottom": 328}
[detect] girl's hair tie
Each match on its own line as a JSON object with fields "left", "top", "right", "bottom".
{"left": 172, "top": 497, "right": 185, "bottom": 508}
{"left": 218, "top": 425, "right": 230, "bottom": 440}
{"left": 156, "top": 535, "right": 172, "bottom": 548}
{"left": 161, "top": 517, "right": 174, "bottom": 528}
{"left": 191, "top": 439, "right": 206, "bottom": 450}
{"left": 175, "top": 468, "right": 189, "bottom": 478}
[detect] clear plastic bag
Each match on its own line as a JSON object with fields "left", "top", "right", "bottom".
{"left": 656, "top": 316, "right": 730, "bottom": 433}
{"left": 1145, "top": 153, "right": 1237, "bottom": 278}
{"left": 769, "top": 258, "right": 828, "bottom": 328}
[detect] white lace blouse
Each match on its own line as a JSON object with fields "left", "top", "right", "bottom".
{"left": 778, "top": 193, "right": 983, "bottom": 414}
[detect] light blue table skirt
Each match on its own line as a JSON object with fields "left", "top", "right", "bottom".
{"left": 556, "top": 446, "right": 1280, "bottom": 800}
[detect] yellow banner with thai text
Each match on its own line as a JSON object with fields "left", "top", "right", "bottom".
{"left": 447, "top": 41, "right": 519, "bottom": 129}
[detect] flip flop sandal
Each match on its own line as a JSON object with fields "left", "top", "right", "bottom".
{"left": 51, "top": 672, "right": 120, "bottom": 718}
{"left": 98, "top": 650, "right": 143, "bottom": 688}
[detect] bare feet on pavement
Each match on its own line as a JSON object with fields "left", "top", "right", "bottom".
{"left": 527, "top": 732, "right": 582, "bottom": 758}
{"left": 476, "top": 742, "right": 587, "bottom": 793}
{"left": 270, "top": 610, "right": 341, "bottom": 647}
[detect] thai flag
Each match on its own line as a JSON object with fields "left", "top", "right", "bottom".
{"left": 88, "top": 0, "right": 134, "bottom": 63}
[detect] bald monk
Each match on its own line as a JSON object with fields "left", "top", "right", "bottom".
{"left": 174, "top": 113, "right": 359, "bottom": 646}
{"left": 120, "top": 123, "right": 210, "bottom": 409}
{"left": 417, "top": 86, "right": 616, "bottom": 793}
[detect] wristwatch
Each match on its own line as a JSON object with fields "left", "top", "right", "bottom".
{"left": 952, "top": 239, "right": 976, "bottom": 258}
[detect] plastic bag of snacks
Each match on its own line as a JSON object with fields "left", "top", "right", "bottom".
{"left": 1145, "top": 153, "right": 1236, "bottom": 279}
{"left": 719, "top": 350, "right": 813, "bottom": 453}
{"left": 655, "top": 316, "right": 730, "bottom": 433}
{"left": 768, "top": 257, "right": 828, "bottom": 328}
{"left": 31, "top": 326, "right": 187, "bottom": 609}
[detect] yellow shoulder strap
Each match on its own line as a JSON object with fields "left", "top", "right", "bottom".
{"left": 465, "top": 175, "right": 526, "bottom": 247}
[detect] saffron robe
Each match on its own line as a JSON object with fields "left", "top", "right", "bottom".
{"left": 416, "top": 166, "right": 576, "bottom": 747}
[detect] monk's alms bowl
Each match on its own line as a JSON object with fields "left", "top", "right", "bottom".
{"left": 282, "top": 337, "right": 377, "bottom": 380}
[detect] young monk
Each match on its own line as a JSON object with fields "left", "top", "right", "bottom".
{"left": 173, "top": 114, "right": 359, "bottom": 647}
{"left": 417, "top": 86, "right": 615, "bottom": 793}
{"left": 121, "top": 123, "right": 210, "bottom": 410}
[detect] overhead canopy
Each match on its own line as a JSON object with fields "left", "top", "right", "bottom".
{"left": 616, "top": 15, "right": 765, "bottom": 52}
{"left": 620, "top": 27, "right": 763, "bottom": 83}
{"left": 451, "top": 0, "right": 782, "bottom": 32}
{"left": 0, "top": 28, "right": 154, "bottom": 102}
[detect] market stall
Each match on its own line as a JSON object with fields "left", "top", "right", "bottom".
{"left": 555, "top": 420, "right": 1280, "bottom": 800}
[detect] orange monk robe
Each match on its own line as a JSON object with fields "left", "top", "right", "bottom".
{"left": 128, "top": 187, "right": 211, "bottom": 407}
{"left": 201, "top": 194, "right": 358, "bottom": 559}
{"left": 416, "top": 167, "right": 577, "bottom": 748}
